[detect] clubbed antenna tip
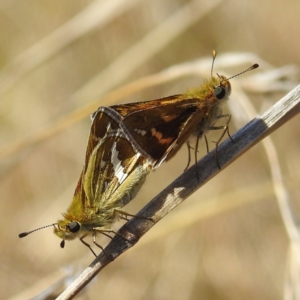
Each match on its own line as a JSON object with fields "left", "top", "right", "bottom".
{"left": 18, "top": 223, "right": 57, "bottom": 238}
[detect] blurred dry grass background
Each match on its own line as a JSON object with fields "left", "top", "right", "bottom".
{"left": 1, "top": 0, "right": 300, "bottom": 299}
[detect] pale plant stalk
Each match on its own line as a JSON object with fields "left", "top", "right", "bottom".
{"left": 231, "top": 79, "right": 300, "bottom": 300}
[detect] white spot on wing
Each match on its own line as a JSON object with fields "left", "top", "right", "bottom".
{"left": 134, "top": 128, "right": 147, "bottom": 136}
{"left": 111, "top": 141, "right": 127, "bottom": 183}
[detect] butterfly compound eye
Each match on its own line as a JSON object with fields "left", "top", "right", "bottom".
{"left": 214, "top": 86, "right": 226, "bottom": 100}
{"left": 68, "top": 221, "right": 81, "bottom": 233}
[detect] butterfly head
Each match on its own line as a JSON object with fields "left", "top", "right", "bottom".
{"left": 53, "top": 219, "right": 83, "bottom": 248}
{"left": 208, "top": 50, "right": 258, "bottom": 103}
{"left": 211, "top": 74, "right": 232, "bottom": 102}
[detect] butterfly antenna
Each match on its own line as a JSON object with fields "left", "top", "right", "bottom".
{"left": 222, "top": 63, "right": 259, "bottom": 83}
{"left": 211, "top": 50, "right": 217, "bottom": 79}
{"left": 18, "top": 223, "right": 57, "bottom": 238}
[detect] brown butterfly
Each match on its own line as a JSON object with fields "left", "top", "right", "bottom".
{"left": 19, "top": 110, "right": 152, "bottom": 256}
{"left": 94, "top": 51, "right": 259, "bottom": 169}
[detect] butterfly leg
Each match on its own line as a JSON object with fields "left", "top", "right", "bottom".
{"left": 184, "top": 141, "right": 192, "bottom": 172}
{"left": 195, "top": 134, "right": 210, "bottom": 179}
{"left": 95, "top": 228, "right": 132, "bottom": 244}
{"left": 80, "top": 234, "right": 98, "bottom": 257}
{"left": 185, "top": 136, "right": 208, "bottom": 180}
{"left": 114, "top": 209, "right": 154, "bottom": 222}
{"left": 91, "top": 231, "right": 114, "bottom": 260}
{"left": 79, "top": 232, "right": 114, "bottom": 259}
{"left": 211, "top": 114, "right": 233, "bottom": 141}
{"left": 210, "top": 114, "right": 232, "bottom": 168}
{"left": 184, "top": 139, "right": 205, "bottom": 172}
{"left": 194, "top": 134, "right": 201, "bottom": 180}
{"left": 204, "top": 135, "right": 210, "bottom": 153}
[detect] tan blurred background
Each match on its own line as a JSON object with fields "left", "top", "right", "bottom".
{"left": 1, "top": 0, "right": 300, "bottom": 299}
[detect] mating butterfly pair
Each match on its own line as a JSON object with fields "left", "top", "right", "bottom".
{"left": 19, "top": 51, "right": 258, "bottom": 255}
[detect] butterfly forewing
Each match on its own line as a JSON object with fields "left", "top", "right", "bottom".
{"left": 84, "top": 109, "right": 122, "bottom": 171}
{"left": 103, "top": 84, "right": 225, "bottom": 167}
